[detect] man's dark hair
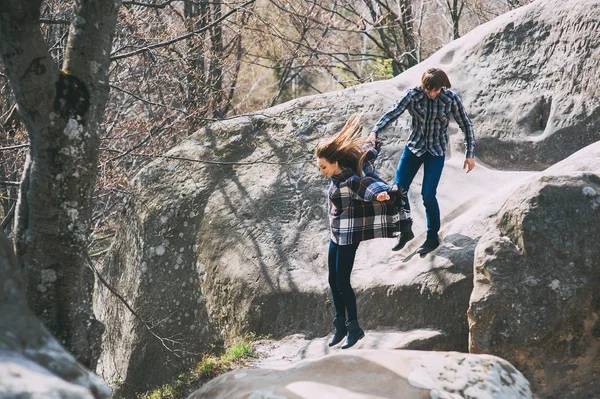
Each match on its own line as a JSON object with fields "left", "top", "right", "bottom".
{"left": 421, "top": 68, "right": 452, "bottom": 90}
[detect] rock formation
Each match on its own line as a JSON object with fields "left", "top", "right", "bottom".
{"left": 468, "top": 142, "right": 600, "bottom": 397}
{"left": 0, "top": 231, "right": 110, "bottom": 398}
{"left": 92, "top": 0, "right": 600, "bottom": 396}
{"left": 189, "top": 350, "right": 533, "bottom": 399}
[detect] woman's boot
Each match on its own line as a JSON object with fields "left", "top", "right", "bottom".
{"left": 328, "top": 317, "right": 347, "bottom": 347}
{"left": 341, "top": 320, "right": 365, "bottom": 349}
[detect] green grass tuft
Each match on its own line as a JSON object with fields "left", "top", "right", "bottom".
{"left": 137, "top": 334, "right": 257, "bottom": 399}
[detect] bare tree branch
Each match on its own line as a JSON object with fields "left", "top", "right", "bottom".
{"left": 111, "top": 0, "right": 255, "bottom": 61}
{"left": 109, "top": 84, "right": 189, "bottom": 114}
{"left": 0, "top": 180, "right": 20, "bottom": 186}
{"left": 86, "top": 256, "right": 194, "bottom": 357}
{"left": 100, "top": 148, "right": 311, "bottom": 166}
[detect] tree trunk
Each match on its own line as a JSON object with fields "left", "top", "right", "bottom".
{"left": 0, "top": 0, "right": 121, "bottom": 369}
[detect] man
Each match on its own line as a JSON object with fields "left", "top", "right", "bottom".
{"left": 369, "top": 68, "right": 476, "bottom": 255}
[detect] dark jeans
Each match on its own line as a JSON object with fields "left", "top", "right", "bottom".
{"left": 395, "top": 146, "right": 445, "bottom": 241}
{"left": 328, "top": 240, "right": 360, "bottom": 322}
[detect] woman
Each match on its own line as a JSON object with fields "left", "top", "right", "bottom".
{"left": 315, "top": 115, "right": 405, "bottom": 349}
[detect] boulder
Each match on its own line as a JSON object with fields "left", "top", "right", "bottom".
{"left": 0, "top": 231, "right": 110, "bottom": 399}
{"left": 188, "top": 349, "right": 533, "bottom": 399}
{"left": 94, "top": 0, "right": 599, "bottom": 395}
{"left": 468, "top": 142, "right": 600, "bottom": 398}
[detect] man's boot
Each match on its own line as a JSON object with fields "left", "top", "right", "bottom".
{"left": 341, "top": 320, "right": 365, "bottom": 349}
{"left": 328, "top": 317, "right": 347, "bottom": 347}
{"left": 392, "top": 219, "right": 414, "bottom": 251}
{"left": 417, "top": 238, "right": 440, "bottom": 255}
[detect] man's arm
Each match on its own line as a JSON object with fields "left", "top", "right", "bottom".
{"left": 450, "top": 92, "right": 476, "bottom": 159}
{"left": 450, "top": 92, "right": 476, "bottom": 173}
{"left": 370, "top": 90, "right": 413, "bottom": 143}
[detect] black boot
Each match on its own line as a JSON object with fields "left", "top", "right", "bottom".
{"left": 392, "top": 219, "right": 414, "bottom": 251}
{"left": 416, "top": 238, "right": 440, "bottom": 255}
{"left": 341, "top": 320, "right": 364, "bottom": 349}
{"left": 328, "top": 317, "right": 347, "bottom": 347}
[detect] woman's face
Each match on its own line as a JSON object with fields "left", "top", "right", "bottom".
{"left": 317, "top": 157, "right": 342, "bottom": 178}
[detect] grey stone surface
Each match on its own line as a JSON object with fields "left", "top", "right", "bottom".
{"left": 468, "top": 142, "right": 600, "bottom": 398}
{"left": 0, "top": 231, "right": 110, "bottom": 399}
{"left": 188, "top": 349, "right": 533, "bottom": 399}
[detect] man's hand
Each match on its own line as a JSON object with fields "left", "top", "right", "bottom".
{"left": 376, "top": 192, "right": 390, "bottom": 201}
{"left": 368, "top": 132, "right": 377, "bottom": 146}
{"left": 463, "top": 158, "right": 475, "bottom": 173}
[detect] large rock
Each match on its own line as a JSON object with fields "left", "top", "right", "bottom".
{"left": 0, "top": 231, "right": 110, "bottom": 399}
{"left": 94, "top": 0, "right": 599, "bottom": 395}
{"left": 468, "top": 142, "right": 600, "bottom": 398}
{"left": 447, "top": 0, "right": 600, "bottom": 170}
{"left": 188, "top": 349, "right": 533, "bottom": 399}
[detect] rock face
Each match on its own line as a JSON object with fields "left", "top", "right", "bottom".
{"left": 0, "top": 231, "right": 110, "bottom": 399}
{"left": 468, "top": 142, "right": 600, "bottom": 398}
{"left": 450, "top": 0, "right": 600, "bottom": 170}
{"left": 189, "top": 349, "right": 533, "bottom": 399}
{"left": 93, "top": 0, "right": 600, "bottom": 396}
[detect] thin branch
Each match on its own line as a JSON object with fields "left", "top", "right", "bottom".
{"left": 100, "top": 148, "right": 312, "bottom": 166}
{"left": 2, "top": 104, "right": 18, "bottom": 125}
{"left": 86, "top": 256, "right": 194, "bottom": 357}
{"left": 110, "top": 0, "right": 256, "bottom": 61}
{"left": 0, "top": 180, "right": 21, "bottom": 186}
{"left": 0, "top": 144, "right": 29, "bottom": 151}
{"left": 1, "top": 204, "right": 15, "bottom": 231}
{"left": 40, "top": 18, "right": 70, "bottom": 25}
{"left": 106, "top": 118, "right": 171, "bottom": 162}
{"left": 109, "top": 84, "right": 188, "bottom": 114}
{"left": 122, "top": 0, "right": 177, "bottom": 8}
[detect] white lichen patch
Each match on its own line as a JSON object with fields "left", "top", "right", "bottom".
{"left": 549, "top": 279, "right": 560, "bottom": 290}
{"left": 73, "top": 15, "right": 86, "bottom": 26}
{"left": 408, "top": 353, "right": 532, "bottom": 399}
{"left": 41, "top": 269, "right": 57, "bottom": 284}
{"left": 155, "top": 245, "right": 166, "bottom": 256}
{"left": 65, "top": 119, "right": 81, "bottom": 140}
{"left": 66, "top": 208, "right": 79, "bottom": 222}
{"left": 582, "top": 186, "right": 597, "bottom": 197}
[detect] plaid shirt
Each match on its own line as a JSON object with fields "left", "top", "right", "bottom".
{"left": 327, "top": 147, "right": 402, "bottom": 245}
{"left": 373, "top": 87, "right": 475, "bottom": 158}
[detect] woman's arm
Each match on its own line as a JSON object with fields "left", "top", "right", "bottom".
{"left": 347, "top": 175, "right": 391, "bottom": 202}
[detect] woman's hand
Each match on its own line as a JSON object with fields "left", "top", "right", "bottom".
{"left": 376, "top": 192, "right": 390, "bottom": 201}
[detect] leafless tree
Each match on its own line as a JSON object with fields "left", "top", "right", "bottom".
{"left": 0, "top": 0, "right": 121, "bottom": 368}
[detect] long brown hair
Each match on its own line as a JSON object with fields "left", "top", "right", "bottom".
{"left": 315, "top": 114, "right": 370, "bottom": 177}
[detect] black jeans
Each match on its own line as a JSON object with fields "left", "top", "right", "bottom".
{"left": 328, "top": 240, "right": 360, "bottom": 322}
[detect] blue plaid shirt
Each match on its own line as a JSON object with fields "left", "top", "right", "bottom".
{"left": 372, "top": 87, "right": 475, "bottom": 158}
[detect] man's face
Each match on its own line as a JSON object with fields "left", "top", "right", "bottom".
{"left": 424, "top": 87, "right": 441, "bottom": 99}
